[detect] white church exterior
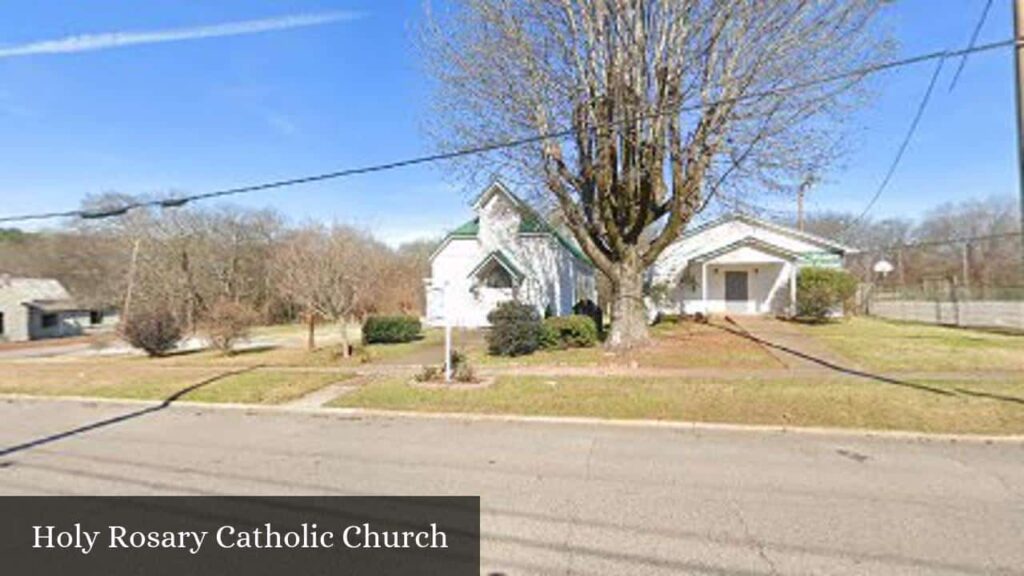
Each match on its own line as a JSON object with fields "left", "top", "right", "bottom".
{"left": 649, "top": 214, "right": 856, "bottom": 318}
{"left": 425, "top": 182, "right": 597, "bottom": 327}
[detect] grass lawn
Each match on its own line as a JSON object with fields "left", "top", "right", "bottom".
{"left": 797, "top": 317, "right": 1024, "bottom": 372}
{"left": 147, "top": 328, "right": 445, "bottom": 368}
{"left": 0, "top": 361, "right": 351, "bottom": 405}
{"left": 330, "top": 374, "right": 1024, "bottom": 435}
{"left": 465, "top": 321, "right": 779, "bottom": 369}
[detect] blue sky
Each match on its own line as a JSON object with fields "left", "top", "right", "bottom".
{"left": 0, "top": 1, "right": 1018, "bottom": 243}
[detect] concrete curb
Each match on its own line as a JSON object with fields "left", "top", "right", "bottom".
{"left": 2, "top": 393, "right": 1023, "bottom": 444}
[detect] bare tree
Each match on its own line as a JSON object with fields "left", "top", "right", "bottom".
{"left": 380, "top": 239, "right": 439, "bottom": 314}
{"left": 272, "top": 224, "right": 381, "bottom": 356}
{"left": 423, "top": 0, "right": 887, "bottom": 347}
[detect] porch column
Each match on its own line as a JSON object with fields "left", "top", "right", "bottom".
{"left": 701, "top": 262, "right": 708, "bottom": 313}
{"left": 789, "top": 263, "right": 798, "bottom": 317}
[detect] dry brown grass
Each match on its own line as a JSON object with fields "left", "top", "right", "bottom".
{"left": 468, "top": 321, "right": 778, "bottom": 369}
{"left": 0, "top": 360, "right": 350, "bottom": 405}
{"left": 332, "top": 374, "right": 1024, "bottom": 435}
{"left": 798, "top": 317, "right": 1024, "bottom": 372}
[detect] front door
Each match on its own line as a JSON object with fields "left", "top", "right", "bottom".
{"left": 724, "top": 271, "right": 749, "bottom": 312}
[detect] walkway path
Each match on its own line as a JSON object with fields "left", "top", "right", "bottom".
{"left": 280, "top": 375, "right": 370, "bottom": 409}
{"left": 721, "top": 316, "right": 859, "bottom": 370}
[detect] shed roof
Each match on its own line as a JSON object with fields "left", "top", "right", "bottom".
{"left": 0, "top": 277, "right": 73, "bottom": 304}
{"left": 24, "top": 299, "right": 87, "bottom": 313}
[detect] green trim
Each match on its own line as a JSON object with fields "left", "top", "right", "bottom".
{"left": 516, "top": 211, "right": 592, "bottom": 265}
{"left": 468, "top": 250, "right": 525, "bottom": 282}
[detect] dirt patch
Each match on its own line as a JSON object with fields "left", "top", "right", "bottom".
{"left": 409, "top": 376, "right": 495, "bottom": 390}
{"left": 721, "top": 316, "right": 856, "bottom": 369}
{"left": 624, "top": 321, "right": 779, "bottom": 369}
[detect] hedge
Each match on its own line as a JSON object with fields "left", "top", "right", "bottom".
{"left": 541, "top": 315, "right": 599, "bottom": 349}
{"left": 796, "top": 267, "right": 857, "bottom": 321}
{"left": 362, "top": 315, "right": 422, "bottom": 344}
{"left": 486, "top": 301, "right": 543, "bottom": 356}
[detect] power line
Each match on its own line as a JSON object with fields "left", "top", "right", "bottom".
{"left": 841, "top": 6, "right": 1001, "bottom": 238}
{"left": 0, "top": 37, "right": 1020, "bottom": 225}
{"left": 949, "top": 0, "right": 995, "bottom": 91}
{"left": 865, "top": 230, "right": 1023, "bottom": 252}
{"left": 840, "top": 55, "right": 947, "bottom": 238}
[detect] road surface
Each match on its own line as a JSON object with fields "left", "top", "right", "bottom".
{"left": 0, "top": 397, "right": 1021, "bottom": 575}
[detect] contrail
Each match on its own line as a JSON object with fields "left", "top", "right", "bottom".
{"left": 0, "top": 12, "right": 363, "bottom": 59}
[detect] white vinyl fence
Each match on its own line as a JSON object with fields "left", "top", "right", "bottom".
{"left": 867, "top": 299, "right": 1024, "bottom": 331}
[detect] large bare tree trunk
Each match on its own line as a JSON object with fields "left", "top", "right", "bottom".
{"left": 423, "top": 1, "right": 886, "bottom": 351}
{"left": 606, "top": 256, "right": 648, "bottom": 349}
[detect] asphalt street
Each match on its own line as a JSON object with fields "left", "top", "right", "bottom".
{"left": 0, "top": 397, "right": 1021, "bottom": 575}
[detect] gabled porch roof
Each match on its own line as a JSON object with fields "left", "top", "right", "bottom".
{"left": 467, "top": 249, "right": 525, "bottom": 282}
{"left": 690, "top": 237, "right": 802, "bottom": 264}
{"left": 680, "top": 213, "right": 857, "bottom": 254}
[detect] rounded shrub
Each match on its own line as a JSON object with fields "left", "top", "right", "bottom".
{"left": 202, "top": 299, "right": 258, "bottom": 355}
{"left": 120, "top": 306, "right": 183, "bottom": 357}
{"left": 796, "top": 267, "right": 857, "bottom": 321}
{"left": 486, "top": 301, "right": 543, "bottom": 356}
{"left": 362, "top": 315, "right": 422, "bottom": 344}
{"left": 541, "top": 315, "right": 599, "bottom": 349}
{"left": 539, "top": 321, "right": 560, "bottom": 350}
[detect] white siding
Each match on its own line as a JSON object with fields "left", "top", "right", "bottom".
{"left": 427, "top": 238, "right": 491, "bottom": 327}
{"left": 425, "top": 186, "right": 596, "bottom": 328}
{"left": 650, "top": 217, "right": 848, "bottom": 318}
{"left": 652, "top": 219, "right": 833, "bottom": 284}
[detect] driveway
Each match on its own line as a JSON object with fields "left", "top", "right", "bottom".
{"left": 0, "top": 397, "right": 1021, "bottom": 575}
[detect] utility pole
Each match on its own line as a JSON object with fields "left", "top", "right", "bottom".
{"left": 1014, "top": 0, "right": 1024, "bottom": 276}
{"left": 961, "top": 241, "right": 971, "bottom": 294}
{"left": 122, "top": 238, "right": 141, "bottom": 320}
{"left": 796, "top": 174, "right": 817, "bottom": 232}
{"left": 797, "top": 187, "right": 805, "bottom": 231}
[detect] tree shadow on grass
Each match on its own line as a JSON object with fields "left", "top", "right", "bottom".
{"left": 720, "top": 320, "right": 1024, "bottom": 406}
{"left": 952, "top": 388, "right": 1024, "bottom": 406}
{"left": 712, "top": 322, "right": 957, "bottom": 397}
{"left": 0, "top": 366, "right": 260, "bottom": 458}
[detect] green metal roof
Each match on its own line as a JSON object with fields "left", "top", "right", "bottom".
{"left": 517, "top": 209, "right": 592, "bottom": 265}
{"left": 450, "top": 218, "right": 479, "bottom": 237}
